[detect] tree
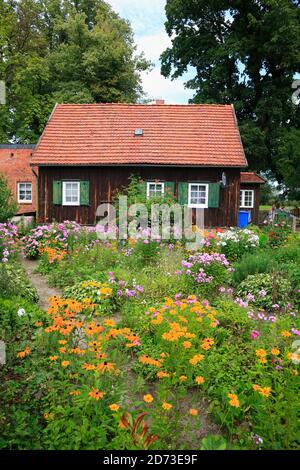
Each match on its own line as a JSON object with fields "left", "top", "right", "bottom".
{"left": 161, "top": 0, "right": 300, "bottom": 190}
{"left": 0, "top": 174, "right": 17, "bottom": 221}
{"left": 0, "top": 0, "right": 150, "bottom": 142}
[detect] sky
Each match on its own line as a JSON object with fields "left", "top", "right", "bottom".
{"left": 107, "top": 0, "right": 194, "bottom": 104}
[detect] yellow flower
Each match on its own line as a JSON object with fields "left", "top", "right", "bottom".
{"left": 255, "top": 349, "right": 267, "bottom": 357}
{"left": 143, "top": 394, "right": 154, "bottom": 403}
{"left": 109, "top": 404, "right": 120, "bottom": 411}
{"left": 103, "top": 319, "right": 116, "bottom": 327}
{"left": 292, "top": 370, "right": 298, "bottom": 376}
{"left": 252, "top": 384, "right": 261, "bottom": 392}
{"left": 179, "top": 375, "right": 187, "bottom": 382}
{"left": 69, "top": 390, "right": 81, "bottom": 396}
{"left": 162, "top": 402, "right": 172, "bottom": 411}
{"left": 61, "top": 361, "right": 70, "bottom": 367}
{"left": 182, "top": 341, "right": 192, "bottom": 349}
{"left": 189, "top": 408, "right": 198, "bottom": 416}
{"left": 281, "top": 330, "right": 292, "bottom": 337}
{"left": 195, "top": 376, "right": 205, "bottom": 385}
{"left": 271, "top": 348, "right": 280, "bottom": 356}
{"left": 49, "top": 355, "right": 58, "bottom": 361}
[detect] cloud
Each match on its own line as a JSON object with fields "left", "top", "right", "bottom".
{"left": 107, "top": 0, "right": 194, "bottom": 104}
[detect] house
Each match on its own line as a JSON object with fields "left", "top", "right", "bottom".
{"left": 0, "top": 144, "right": 36, "bottom": 218}
{"left": 31, "top": 102, "right": 251, "bottom": 227}
{"left": 240, "top": 172, "right": 266, "bottom": 225}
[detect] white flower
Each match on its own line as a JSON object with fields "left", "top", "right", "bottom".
{"left": 17, "top": 308, "right": 26, "bottom": 317}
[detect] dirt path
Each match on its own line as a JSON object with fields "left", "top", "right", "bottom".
{"left": 21, "top": 257, "right": 62, "bottom": 311}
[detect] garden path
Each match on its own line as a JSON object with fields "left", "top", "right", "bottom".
{"left": 21, "top": 257, "right": 61, "bottom": 311}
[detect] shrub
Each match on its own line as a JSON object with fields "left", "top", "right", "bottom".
{"left": 265, "top": 222, "right": 292, "bottom": 248}
{"left": 0, "top": 222, "right": 18, "bottom": 262}
{"left": 218, "top": 228, "right": 259, "bottom": 261}
{"left": 0, "top": 174, "right": 18, "bottom": 222}
{"left": 236, "top": 273, "right": 293, "bottom": 311}
{"left": 0, "top": 262, "right": 38, "bottom": 302}
{"left": 232, "top": 251, "right": 278, "bottom": 286}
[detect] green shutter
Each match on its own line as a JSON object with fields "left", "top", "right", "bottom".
{"left": 53, "top": 181, "right": 62, "bottom": 205}
{"left": 208, "top": 183, "right": 220, "bottom": 208}
{"left": 80, "top": 181, "right": 90, "bottom": 205}
{"left": 165, "top": 182, "right": 175, "bottom": 197}
{"left": 178, "top": 182, "right": 188, "bottom": 205}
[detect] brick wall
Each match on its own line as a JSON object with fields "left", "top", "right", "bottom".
{"left": 0, "top": 147, "right": 37, "bottom": 215}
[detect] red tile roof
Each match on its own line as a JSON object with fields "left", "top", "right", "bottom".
{"left": 0, "top": 146, "right": 37, "bottom": 215}
{"left": 241, "top": 172, "right": 266, "bottom": 184}
{"left": 32, "top": 103, "right": 248, "bottom": 167}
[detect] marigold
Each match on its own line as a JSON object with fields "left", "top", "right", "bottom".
{"left": 189, "top": 408, "right": 198, "bottom": 416}
{"left": 17, "top": 347, "right": 31, "bottom": 358}
{"left": 259, "top": 387, "right": 271, "bottom": 397}
{"left": 252, "top": 384, "right": 261, "bottom": 392}
{"left": 182, "top": 341, "right": 192, "bottom": 349}
{"left": 271, "top": 348, "right": 280, "bottom": 356}
{"left": 258, "top": 357, "right": 267, "bottom": 364}
{"left": 61, "top": 361, "right": 70, "bottom": 367}
{"left": 143, "top": 394, "right": 154, "bottom": 403}
{"left": 49, "top": 356, "right": 58, "bottom": 361}
{"left": 103, "top": 318, "right": 116, "bottom": 327}
{"left": 255, "top": 349, "right": 267, "bottom": 357}
{"left": 109, "top": 404, "right": 120, "bottom": 411}
{"left": 69, "top": 390, "right": 81, "bottom": 396}
{"left": 195, "top": 376, "right": 205, "bottom": 385}
{"left": 281, "top": 330, "right": 292, "bottom": 337}
{"left": 162, "top": 402, "right": 172, "bottom": 410}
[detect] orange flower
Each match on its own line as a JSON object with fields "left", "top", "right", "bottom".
{"left": 195, "top": 376, "right": 205, "bottom": 385}
{"left": 162, "top": 402, "right": 172, "bottom": 411}
{"left": 143, "top": 394, "right": 154, "bottom": 403}
{"left": 227, "top": 393, "right": 240, "bottom": 408}
{"left": 189, "top": 408, "right": 198, "bottom": 416}
{"left": 281, "top": 331, "right": 292, "bottom": 337}
{"left": 17, "top": 347, "right": 31, "bottom": 358}
{"left": 259, "top": 387, "right": 271, "bottom": 397}
{"left": 103, "top": 319, "right": 116, "bottom": 327}
{"left": 82, "top": 363, "right": 96, "bottom": 371}
{"left": 139, "top": 355, "right": 162, "bottom": 368}
{"left": 69, "top": 390, "right": 81, "bottom": 396}
{"left": 252, "top": 384, "right": 261, "bottom": 391}
{"left": 58, "top": 340, "right": 67, "bottom": 345}
{"left": 179, "top": 375, "right": 187, "bottom": 382}
{"left": 35, "top": 321, "right": 43, "bottom": 327}
{"left": 49, "top": 356, "right": 58, "bottom": 361}
{"left": 109, "top": 404, "right": 120, "bottom": 411}
{"left": 96, "top": 361, "right": 116, "bottom": 373}
{"left": 201, "top": 338, "right": 214, "bottom": 350}
{"left": 61, "top": 361, "right": 70, "bottom": 367}
{"left": 182, "top": 341, "right": 192, "bottom": 349}
{"left": 258, "top": 357, "right": 267, "bottom": 364}
{"left": 189, "top": 354, "right": 204, "bottom": 365}
{"left": 89, "top": 388, "right": 105, "bottom": 401}
{"left": 255, "top": 349, "right": 267, "bottom": 357}
{"left": 157, "top": 371, "right": 170, "bottom": 379}
{"left": 271, "top": 348, "right": 280, "bottom": 356}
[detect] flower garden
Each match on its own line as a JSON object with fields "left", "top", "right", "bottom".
{"left": 0, "top": 220, "right": 299, "bottom": 450}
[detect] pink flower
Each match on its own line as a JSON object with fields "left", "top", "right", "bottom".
{"left": 251, "top": 330, "right": 260, "bottom": 340}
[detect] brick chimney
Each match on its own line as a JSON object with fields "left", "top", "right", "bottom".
{"left": 155, "top": 99, "right": 165, "bottom": 105}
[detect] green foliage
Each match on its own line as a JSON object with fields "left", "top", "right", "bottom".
{"left": 161, "top": 0, "right": 300, "bottom": 190}
{"left": 0, "top": 0, "right": 150, "bottom": 142}
{"left": 200, "top": 434, "right": 228, "bottom": 450}
{"left": 232, "top": 251, "right": 278, "bottom": 286}
{"left": 0, "top": 174, "right": 17, "bottom": 222}
{"left": 0, "top": 262, "right": 39, "bottom": 302}
{"left": 237, "top": 273, "right": 293, "bottom": 311}
{"left": 63, "top": 280, "right": 115, "bottom": 315}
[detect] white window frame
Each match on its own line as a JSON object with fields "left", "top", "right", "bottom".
{"left": 146, "top": 182, "right": 165, "bottom": 198}
{"left": 240, "top": 189, "right": 254, "bottom": 208}
{"left": 62, "top": 181, "right": 80, "bottom": 206}
{"left": 188, "top": 183, "right": 209, "bottom": 208}
{"left": 18, "top": 182, "right": 32, "bottom": 204}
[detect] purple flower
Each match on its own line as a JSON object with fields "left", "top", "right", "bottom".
{"left": 292, "top": 328, "right": 300, "bottom": 336}
{"left": 259, "top": 289, "right": 267, "bottom": 297}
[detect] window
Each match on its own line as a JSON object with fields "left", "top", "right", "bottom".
{"left": 62, "top": 181, "right": 80, "bottom": 206}
{"left": 240, "top": 190, "right": 254, "bottom": 208}
{"left": 147, "top": 182, "right": 164, "bottom": 198}
{"left": 188, "top": 183, "right": 209, "bottom": 208}
{"left": 18, "top": 182, "right": 32, "bottom": 203}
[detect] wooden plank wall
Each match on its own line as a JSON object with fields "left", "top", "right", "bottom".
{"left": 240, "top": 184, "right": 261, "bottom": 225}
{"left": 38, "top": 166, "right": 241, "bottom": 227}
